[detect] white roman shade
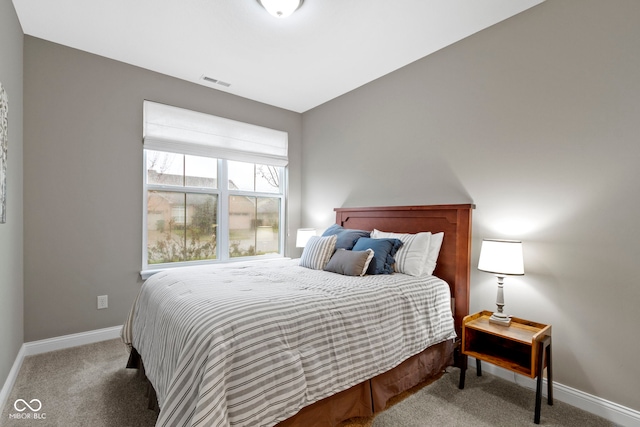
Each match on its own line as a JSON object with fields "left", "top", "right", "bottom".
{"left": 143, "top": 101, "right": 288, "bottom": 166}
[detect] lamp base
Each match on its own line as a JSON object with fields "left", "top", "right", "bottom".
{"left": 489, "top": 312, "right": 512, "bottom": 327}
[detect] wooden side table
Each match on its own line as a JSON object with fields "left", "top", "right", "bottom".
{"left": 459, "top": 310, "right": 553, "bottom": 424}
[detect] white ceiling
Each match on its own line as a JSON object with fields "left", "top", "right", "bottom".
{"left": 12, "top": 0, "right": 544, "bottom": 113}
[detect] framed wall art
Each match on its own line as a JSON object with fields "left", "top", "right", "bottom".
{"left": 0, "top": 82, "right": 7, "bottom": 223}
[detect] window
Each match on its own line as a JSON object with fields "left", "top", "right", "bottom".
{"left": 142, "top": 101, "right": 287, "bottom": 273}
{"left": 146, "top": 150, "right": 219, "bottom": 265}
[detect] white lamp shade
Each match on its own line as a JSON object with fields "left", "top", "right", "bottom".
{"left": 258, "top": 0, "right": 303, "bottom": 18}
{"left": 478, "top": 239, "right": 524, "bottom": 276}
{"left": 296, "top": 228, "right": 316, "bottom": 248}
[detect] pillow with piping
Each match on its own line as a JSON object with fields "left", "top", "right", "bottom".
{"left": 324, "top": 248, "right": 374, "bottom": 276}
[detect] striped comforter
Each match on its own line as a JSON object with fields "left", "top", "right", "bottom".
{"left": 122, "top": 258, "right": 455, "bottom": 427}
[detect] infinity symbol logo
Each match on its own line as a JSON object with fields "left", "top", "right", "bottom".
{"left": 14, "top": 399, "right": 42, "bottom": 412}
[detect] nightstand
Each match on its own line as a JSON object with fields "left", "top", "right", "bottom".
{"left": 458, "top": 310, "right": 553, "bottom": 424}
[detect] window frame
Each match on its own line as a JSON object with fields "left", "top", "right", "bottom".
{"left": 142, "top": 150, "right": 287, "bottom": 278}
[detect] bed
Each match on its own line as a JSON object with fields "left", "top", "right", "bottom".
{"left": 122, "top": 204, "right": 474, "bottom": 427}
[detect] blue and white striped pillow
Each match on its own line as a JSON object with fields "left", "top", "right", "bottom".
{"left": 299, "top": 235, "right": 337, "bottom": 270}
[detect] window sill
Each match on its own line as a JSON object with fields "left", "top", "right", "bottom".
{"left": 140, "top": 256, "right": 290, "bottom": 281}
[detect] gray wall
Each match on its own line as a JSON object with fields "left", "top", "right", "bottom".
{"left": 23, "top": 36, "right": 303, "bottom": 342}
{"left": 0, "top": 0, "right": 24, "bottom": 395}
{"left": 302, "top": 0, "right": 640, "bottom": 413}
{"left": 16, "top": 0, "right": 640, "bottom": 415}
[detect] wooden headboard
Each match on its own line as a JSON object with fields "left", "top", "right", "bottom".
{"left": 334, "top": 204, "right": 474, "bottom": 335}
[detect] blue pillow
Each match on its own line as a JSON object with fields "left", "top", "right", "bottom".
{"left": 352, "top": 237, "right": 404, "bottom": 275}
{"left": 322, "top": 224, "right": 371, "bottom": 250}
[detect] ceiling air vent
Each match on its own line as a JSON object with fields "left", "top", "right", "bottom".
{"left": 202, "top": 76, "right": 231, "bottom": 88}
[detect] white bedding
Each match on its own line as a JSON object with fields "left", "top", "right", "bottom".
{"left": 122, "top": 258, "right": 456, "bottom": 427}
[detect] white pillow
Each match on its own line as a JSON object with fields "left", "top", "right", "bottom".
{"left": 424, "top": 232, "right": 444, "bottom": 275}
{"left": 299, "top": 235, "right": 337, "bottom": 270}
{"left": 370, "top": 229, "right": 431, "bottom": 276}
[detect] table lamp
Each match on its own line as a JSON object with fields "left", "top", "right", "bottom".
{"left": 478, "top": 239, "right": 524, "bottom": 326}
{"left": 296, "top": 228, "right": 316, "bottom": 248}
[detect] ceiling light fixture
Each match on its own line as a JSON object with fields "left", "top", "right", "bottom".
{"left": 257, "top": 0, "right": 303, "bottom": 18}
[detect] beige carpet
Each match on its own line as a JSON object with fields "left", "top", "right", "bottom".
{"left": 370, "top": 368, "right": 616, "bottom": 427}
{"left": 1, "top": 339, "right": 157, "bottom": 427}
{"left": 1, "top": 339, "right": 615, "bottom": 426}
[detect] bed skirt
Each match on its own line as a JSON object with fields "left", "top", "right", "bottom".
{"left": 127, "top": 339, "right": 454, "bottom": 427}
{"left": 275, "top": 339, "right": 454, "bottom": 427}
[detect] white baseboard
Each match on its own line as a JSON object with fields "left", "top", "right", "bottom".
{"left": 0, "top": 344, "right": 26, "bottom": 417}
{"left": 23, "top": 325, "right": 123, "bottom": 356}
{"left": 1, "top": 325, "right": 122, "bottom": 413}
{"left": 469, "top": 357, "right": 640, "bottom": 427}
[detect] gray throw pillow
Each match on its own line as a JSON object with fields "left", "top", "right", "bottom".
{"left": 324, "top": 248, "right": 374, "bottom": 276}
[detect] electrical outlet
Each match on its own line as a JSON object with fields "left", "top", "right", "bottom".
{"left": 97, "top": 295, "right": 108, "bottom": 310}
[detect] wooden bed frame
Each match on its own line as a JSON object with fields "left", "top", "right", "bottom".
{"left": 275, "top": 204, "right": 474, "bottom": 426}
{"left": 334, "top": 204, "right": 473, "bottom": 337}
{"left": 130, "top": 204, "right": 474, "bottom": 426}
